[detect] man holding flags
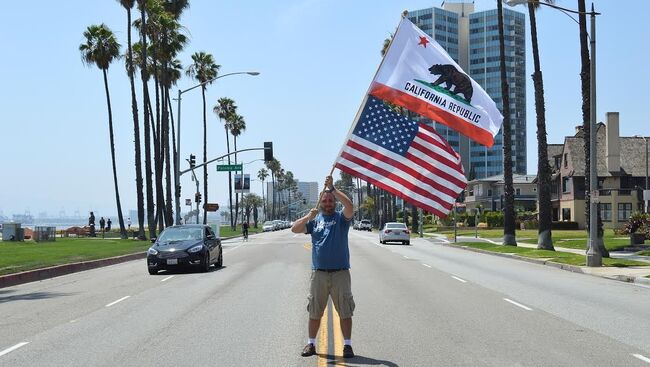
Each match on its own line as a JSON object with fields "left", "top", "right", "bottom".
{"left": 292, "top": 175, "right": 356, "bottom": 359}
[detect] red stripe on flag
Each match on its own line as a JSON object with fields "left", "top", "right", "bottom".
{"left": 344, "top": 141, "right": 462, "bottom": 198}
{"left": 334, "top": 162, "right": 450, "bottom": 217}
{"left": 370, "top": 82, "right": 495, "bottom": 147}
{"left": 340, "top": 151, "right": 454, "bottom": 207}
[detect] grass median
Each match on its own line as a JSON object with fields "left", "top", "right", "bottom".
{"left": 457, "top": 242, "right": 649, "bottom": 268}
{"left": 0, "top": 238, "right": 151, "bottom": 276}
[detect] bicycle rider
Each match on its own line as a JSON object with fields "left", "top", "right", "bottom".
{"left": 242, "top": 221, "right": 249, "bottom": 240}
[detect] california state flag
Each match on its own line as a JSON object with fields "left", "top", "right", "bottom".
{"left": 370, "top": 17, "right": 503, "bottom": 147}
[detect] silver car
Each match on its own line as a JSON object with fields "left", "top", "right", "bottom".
{"left": 379, "top": 222, "right": 411, "bottom": 245}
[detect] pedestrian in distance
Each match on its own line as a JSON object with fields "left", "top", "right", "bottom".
{"left": 242, "top": 221, "right": 249, "bottom": 241}
{"left": 106, "top": 218, "right": 112, "bottom": 232}
{"left": 89, "top": 211, "right": 96, "bottom": 237}
{"left": 99, "top": 217, "right": 105, "bottom": 238}
{"left": 291, "top": 175, "right": 356, "bottom": 359}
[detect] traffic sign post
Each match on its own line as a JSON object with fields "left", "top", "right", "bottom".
{"left": 203, "top": 203, "right": 219, "bottom": 212}
{"left": 216, "top": 164, "right": 243, "bottom": 172}
{"left": 185, "top": 199, "right": 192, "bottom": 206}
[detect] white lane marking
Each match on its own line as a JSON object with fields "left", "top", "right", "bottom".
{"left": 105, "top": 296, "right": 130, "bottom": 308}
{"left": 293, "top": 234, "right": 299, "bottom": 238}
{"left": 451, "top": 276, "right": 467, "bottom": 283}
{"left": 69, "top": 319, "right": 77, "bottom": 323}
{"left": 161, "top": 275, "right": 174, "bottom": 282}
{"left": 503, "top": 298, "right": 533, "bottom": 311}
{"left": 422, "top": 263, "right": 432, "bottom": 268}
{"left": 0, "top": 342, "right": 29, "bottom": 357}
{"left": 402, "top": 255, "right": 409, "bottom": 259}
{"left": 633, "top": 354, "right": 650, "bottom": 364}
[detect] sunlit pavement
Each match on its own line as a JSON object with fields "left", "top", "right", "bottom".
{"left": 1, "top": 230, "right": 650, "bottom": 366}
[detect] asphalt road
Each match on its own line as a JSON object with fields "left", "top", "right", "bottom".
{"left": 1, "top": 229, "right": 650, "bottom": 366}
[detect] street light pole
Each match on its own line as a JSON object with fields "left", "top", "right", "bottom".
{"left": 586, "top": 4, "right": 601, "bottom": 266}
{"left": 174, "top": 71, "right": 260, "bottom": 225}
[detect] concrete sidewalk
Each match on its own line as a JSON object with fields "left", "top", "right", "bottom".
{"left": 425, "top": 233, "right": 650, "bottom": 286}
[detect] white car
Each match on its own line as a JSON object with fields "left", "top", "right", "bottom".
{"left": 262, "top": 221, "right": 275, "bottom": 232}
{"left": 379, "top": 222, "right": 411, "bottom": 245}
{"left": 359, "top": 219, "right": 372, "bottom": 231}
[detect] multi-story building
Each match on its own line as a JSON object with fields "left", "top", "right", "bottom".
{"left": 463, "top": 173, "right": 538, "bottom": 213}
{"left": 266, "top": 180, "right": 319, "bottom": 206}
{"left": 407, "top": 1, "right": 526, "bottom": 179}
{"left": 549, "top": 112, "right": 649, "bottom": 229}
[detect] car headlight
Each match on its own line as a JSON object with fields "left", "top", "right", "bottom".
{"left": 188, "top": 245, "right": 203, "bottom": 253}
{"left": 147, "top": 247, "right": 158, "bottom": 256}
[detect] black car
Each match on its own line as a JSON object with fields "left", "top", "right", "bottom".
{"left": 147, "top": 225, "right": 222, "bottom": 275}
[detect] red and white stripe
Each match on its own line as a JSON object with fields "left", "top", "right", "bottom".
{"left": 335, "top": 124, "right": 466, "bottom": 217}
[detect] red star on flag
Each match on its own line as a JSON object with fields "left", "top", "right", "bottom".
{"left": 418, "top": 36, "right": 429, "bottom": 48}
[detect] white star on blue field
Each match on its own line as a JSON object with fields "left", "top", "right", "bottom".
{"left": 352, "top": 97, "right": 419, "bottom": 156}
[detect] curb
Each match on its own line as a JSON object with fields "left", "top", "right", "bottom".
{"left": 0, "top": 252, "right": 146, "bottom": 289}
{"left": 435, "top": 240, "right": 650, "bottom": 286}
{"left": 437, "top": 241, "right": 585, "bottom": 274}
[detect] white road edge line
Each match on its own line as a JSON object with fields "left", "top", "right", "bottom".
{"left": 422, "top": 263, "right": 432, "bottom": 268}
{"left": 161, "top": 275, "right": 174, "bottom": 282}
{"left": 451, "top": 275, "right": 467, "bottom": 283}
{"left": 633, "top": 354, "right": 650, "bottom": 364}
{"left": 402, "top": 255, "right": 409, "bottom": 259}
{"left": 0, "top": 342, "right": 29, "bottom": 357}
{"left": 503, "top": 298, "right": 533, "bottom": 311}
{"left": 105, "top": 296, "right": 130, "bottom": 308}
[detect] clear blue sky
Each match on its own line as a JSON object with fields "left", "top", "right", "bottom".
{"left": 0, "top": 0, "right": 648, "bottom": 217}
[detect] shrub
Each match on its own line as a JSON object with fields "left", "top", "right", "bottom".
{"left": 485, "top": 211, "right": 504, "bottom": 228}
{"left": 551, "top": 221, "right": 580, "bottom": 230}
{"left": 621, "top": 212, "right": 649, "bottom": 235}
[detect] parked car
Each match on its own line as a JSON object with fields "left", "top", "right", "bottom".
{"left": 379, "top": 222, "right": 410, "bottom": 245}
{"left": 359, "top": 219, "right": 372, "bottom": 231}
{"left": 147, "top": 224, "right": 222, "bottom": 275}
{"left": 262, "top": 221, "right": 275, "bottom": 232}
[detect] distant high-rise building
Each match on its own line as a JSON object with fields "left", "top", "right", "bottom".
{"left": 407, "top": 1, "right": 526, "bottom": 179}
{"left": 266, "top": 180, "right": 319, "bottom": 206}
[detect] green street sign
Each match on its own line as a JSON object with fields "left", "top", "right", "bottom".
{"left": 216, "top": 164, "right": 243, "bottom": 172}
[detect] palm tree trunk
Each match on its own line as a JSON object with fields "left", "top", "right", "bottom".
{"left": 201, "top": 87, "right": 208, "bottom": 224}
{"left": 528, "top": 3, "right": 554, "bottom": 250}
{"left": 125, "top": 8, "right": 145, "bottom": 240}
{"left": 271, "top": 172, "right": 276, "bottom": 218}
{"left": 102, "top": 69, "right": 127, "bottom": 239}
{"left": 498, "top": 0, "right": 517, "bottom": 246}
{"left": 224, "top": 125, "right": 234, "bottom": 229}
{"left": 163, "top": 86, "right": 174, "bottom": 226}
{"left": 578, "top": 0, "right": 607, "bottom": 257}
{"left": 139, "top": 1, "right": 156, "bottom": 239}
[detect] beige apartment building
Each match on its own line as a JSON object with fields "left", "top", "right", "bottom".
{"left": 464, "top": 174, "right": 538, "bottom": 213}
{"left": 549, "top": 112, "right": 648, "bottom": 229}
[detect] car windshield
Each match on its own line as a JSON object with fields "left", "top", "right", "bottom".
{"left": 386, "top": 223, "right": 407, "bottom": 229}
{"left": 158, "top": 227, "right": 203, "bottom": 242}
{"left": 263, "top": 221, "right": 274, "bottom": 226}
{"left": 361, "top": 220, "right": 371, "bottom": 224}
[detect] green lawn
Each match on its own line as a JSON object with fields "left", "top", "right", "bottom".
{"left": 427, "top": 228, "right": 633, "bottom": 252}
{"left": 458, "top": 242, "right": 649, "bottom": 268}
{"left": 637, "top": 250, "right": 650, "bottom": 256}
{"left": 0, "top": 238, "right": 151, "bottom": 276}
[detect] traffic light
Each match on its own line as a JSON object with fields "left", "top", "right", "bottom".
{"left": 263, "top": 142, "right": 273, "bottom": 162}
{"left": 303, "top": 199, "right": 306, "bottom": 204}
{"left": 189, "top": 154, "right": 196, "bottom": 169}
{"left": 195, "top": 192, "right": 202, "bottom": 203}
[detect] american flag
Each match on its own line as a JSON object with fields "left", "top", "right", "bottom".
{"left": 335, "top": 96, "right": 467, "bottom": 217}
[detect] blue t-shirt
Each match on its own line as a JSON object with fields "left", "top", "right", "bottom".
{"left": 306, "top": 211, "right": 351, "bottom": 270}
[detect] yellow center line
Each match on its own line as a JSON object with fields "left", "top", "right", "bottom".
{"left": 317, "top": 304, "right": 329, "bottom": 367}
{"left": 331, "top": 303, "right": 345, "bottom": 365}
{"left": 304, "top": 243, "right": 312, "bottom": 250}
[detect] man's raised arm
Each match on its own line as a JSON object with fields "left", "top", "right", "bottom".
{"left": 291, "top": 208, "right": 318, "bottom": 234}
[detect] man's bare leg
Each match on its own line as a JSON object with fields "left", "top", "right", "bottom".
{"left": 340, "top": 317, "right": 352, "bottom": 340}
{"left": 308, "top": 318, "right": 321, "bottom": 339}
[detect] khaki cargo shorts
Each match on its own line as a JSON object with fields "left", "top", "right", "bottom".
{"left": 307, "top": 269, "right": 355, "bottom": 320}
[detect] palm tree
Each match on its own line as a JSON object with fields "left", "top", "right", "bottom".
{"left": 186, "top": 51, "right": 220, "bottom": 224}
{"left": 496, "top": 1, "right": 517, "bottom": 246}
{"left": 577, "top": 0, "right": 607, "bottom": 257}
{"left": 265, "top": 159, "right": 281, "bottom": 218}
{"left": 213, "top": 97, "right": 238, "bottom": 229}
{"left": 257, "top": 168, "right": 269, "bottom": 220}
{"left": 118, "top": 0, "right": 146, "bottom": 240}
{"left": 79, "top": 24, "right": 127, "bottom": 239}
{"left": 525, "top": 1, "right": 554, "bottom": 250}
{"left": 136, "top": 0, "right": 156, "bottom": 238}
{"left": 230, "top": 113, "right": 246, "bottom": 227}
